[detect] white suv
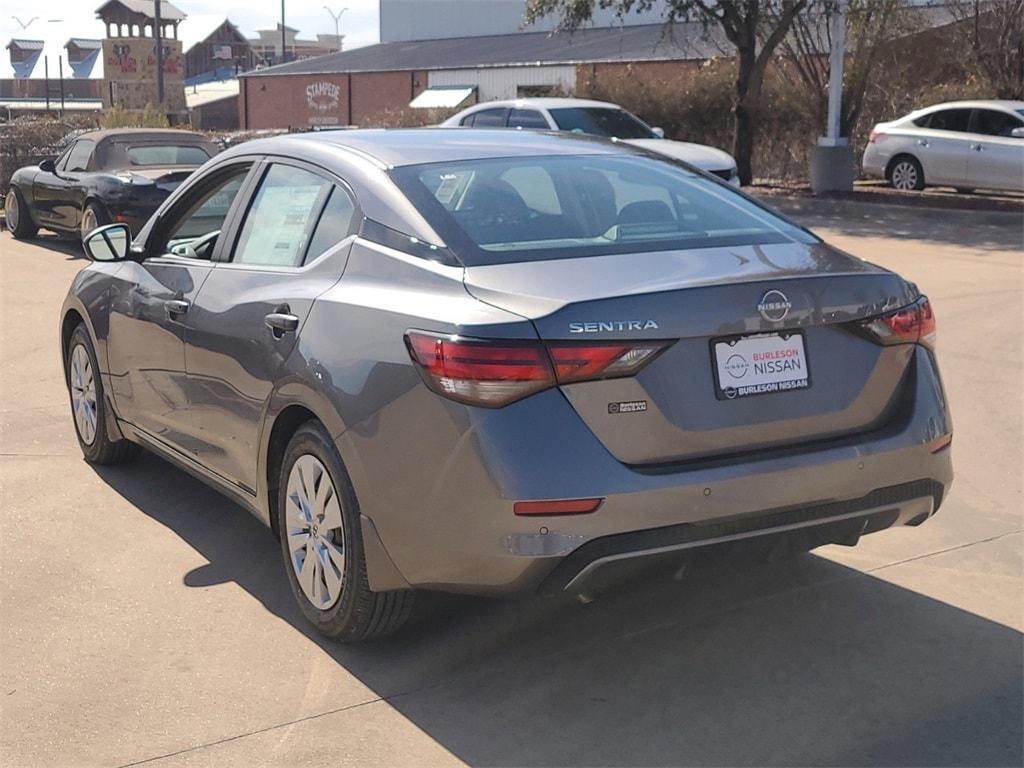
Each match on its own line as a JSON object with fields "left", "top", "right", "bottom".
{"left": 442, "top": 98, "right": 740, "bottom": 186}
{"left": 863, "top": 100, "right": 1024, "bottom": 193}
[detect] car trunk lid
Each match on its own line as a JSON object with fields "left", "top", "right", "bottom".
{"left": 463, "top": 242, "right": 918, "bottom": 464}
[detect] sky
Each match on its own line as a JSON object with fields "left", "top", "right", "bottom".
{"left": 1, "top": 0, "right": 382, "bottom": 57}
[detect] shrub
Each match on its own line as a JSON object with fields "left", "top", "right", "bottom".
{"left": 100, "top": 103, "right": 171, "bottom": 129}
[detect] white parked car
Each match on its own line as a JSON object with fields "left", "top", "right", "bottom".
{"left": 863, "top": 100, "right": 1024, "bottom": 193}
{"left": 442, "top": 98, "right": 740, "bottom": 186}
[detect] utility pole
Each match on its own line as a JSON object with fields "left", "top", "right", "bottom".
{"left": 324, "top": 6, "right": 347, "bottom": 52}
{"left": 154, "top": 0, "right": 165, "bottom": 104}
{"left": 58, "top": 57, "right": 66, "bottom": 115}
{"left": 280, "top": 0, "right": 287, "bottom": 64}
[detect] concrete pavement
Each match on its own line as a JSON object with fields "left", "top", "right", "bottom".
{"left": 1, "top": 201, "right": 1021, "bottom": 767}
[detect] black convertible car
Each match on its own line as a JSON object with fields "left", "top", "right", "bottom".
{"left": 4, "top": 128, "right": 219, "bottom": 242}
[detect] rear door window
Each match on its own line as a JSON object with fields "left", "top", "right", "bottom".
{"left": 232, "top": 164, "right": 347, "bottom": 267}
{"left": 972, "top": 109, "right": 1023, "bottom": 137}
{"left": 468, "top": 108, "right": 509, "bottom": 127}
{"left": 507, "top": 109, "right": 550, "bottom": 129}
{"left": 926, "top": 109, "right": 972, "bottom": 133}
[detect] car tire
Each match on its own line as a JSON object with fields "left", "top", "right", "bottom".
{"left": 80, "top": 201, "right": 110, "bottom": 243}
{"left": 4, "top": 186, "right": 38, "bottom": 239}
{"left": 888, "top": 156, "right": 925, "bottom": 191}
{"left": 277, "top": 421, "right": 414, "bottom": 642}
{"left": 66, "top": 323, "right": 141, "bottom": 465}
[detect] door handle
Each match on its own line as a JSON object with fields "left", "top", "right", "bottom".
{"left": 970, "top": 143, "right": 985, "bottom": 152}
{"left": 265, "top": 312, "right": 299, "bottom": 337}
{"left": 917, "top": 139, "right": 929, "bottom": 147}
{"left": 165, "top": 299, "right": 190, "bottom": 316}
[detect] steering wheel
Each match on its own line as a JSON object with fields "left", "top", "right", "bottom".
{"left": 170, "top": 230, "right": 220, "bottom": 260}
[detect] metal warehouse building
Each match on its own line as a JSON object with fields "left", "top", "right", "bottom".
{"left": 238, "top": 0, "right": 724, "bottom": 130}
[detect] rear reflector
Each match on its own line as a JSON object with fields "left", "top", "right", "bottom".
{"left": 514, "top": 498, "right": 603, "bottom": 516}
{"left": 859, "top": 296, "right": 936, "bottom": 349}
{"left": 927, "top": 433, "right": 952, "bottom": 453}
{"left": 405, "top": 331, "right": 672, "bottom": 407}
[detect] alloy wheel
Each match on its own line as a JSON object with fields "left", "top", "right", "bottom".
{"left": 285, "top": 454, "right": 346, "bottom": 610}
{"left": 80, "top": 207, "right": 97, "bottom": 242}
{"left": 891, "top": 161, "right": 918, "bottom": 191}
{"left": 69, "top": 344, "right": 98, "bottom": 445}
{"left": 4, "top": 189, "right": 18, "bottom": 231}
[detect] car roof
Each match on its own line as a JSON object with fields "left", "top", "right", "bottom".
{"left": 913, "top": 100, "right": 1024, "bottom": 114}
{"left": 462, "top": 97, "right": 621, "bottom": 111}
{"left": 241, "top": 127, "right": 642, "bottom": 168}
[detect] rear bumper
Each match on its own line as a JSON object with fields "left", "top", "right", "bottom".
{"left": 537, "top": 479, "right": 942, "bottom": 595}
{"left": 862, "top": 145, "right": 889, "bottom": 179}
{"left": 340, "top": 347, "right": 953, "bottom": 596}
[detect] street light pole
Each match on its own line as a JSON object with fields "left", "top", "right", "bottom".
{"left": 324, "top": 6, "right": 347, "bottom": 52}
{"left": 823, "top": 0, "right": 846, "bottom": 147}
{"left": 154, "top": 0, "right": 164, "bottom": 104}
{"left": 280, "top": 0, "right": 287, "bottom": 64}
{"left": 809, "top": 0, "right": 853, "bottom": 194}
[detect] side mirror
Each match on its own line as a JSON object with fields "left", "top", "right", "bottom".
{"left": 651, "top": 127, "right": 665, "bottom": 139}
{"left": 39, "top": 159, "right": 56, "bottom": 173}
{"left": 1011, "top": 127, "right": 1024, "bottom": 139}
{"left": 83, "top": 223, "right": 131, "bottom": 262}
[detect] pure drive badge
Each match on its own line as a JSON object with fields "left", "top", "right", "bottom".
{"left": 608, "top": 400, "right": 648, "bottom": 414}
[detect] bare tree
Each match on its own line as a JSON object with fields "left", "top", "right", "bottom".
{"left": 781, "top": 0, "right": 921, "bottom": 139}
{"left": 946, "top": 0, "right": 1024, "bottom": 99}
{"left": 525, "top": 0, "right": 811, "bottom": 184}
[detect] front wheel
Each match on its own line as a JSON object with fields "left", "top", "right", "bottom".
{"left": 888, "top": 156, "right": 925, "bottom": 191}
{"left": 4, "top": 186, "right": 38, "bottom": 239}
{"left": 66, "top": 323, "right": 140, "bottom": 464}
{"left": 277, "top": 422, "right": 414, "bottom": 642}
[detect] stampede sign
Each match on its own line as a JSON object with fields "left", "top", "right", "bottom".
{"left": 306, "top": 80, "right": 341, "bottom": 126}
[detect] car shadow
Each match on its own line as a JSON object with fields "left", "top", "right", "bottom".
{"left": 19, "top": 232, "right": 86, "bottom": 260}
{"left": 91, "top": 452, "right": 1022, "bottom": 767}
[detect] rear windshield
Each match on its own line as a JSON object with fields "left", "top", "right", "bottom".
{"left": 390, "top": 154, "right": 814, "bottom": 266}
{"left": 126, "top": 144, "right": 212, "bottom": 166}
{"left": 549, "top": 107, "right": 657, "bottom": 139}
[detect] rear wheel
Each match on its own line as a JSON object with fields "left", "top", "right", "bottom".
{"left": 277, "top": 422, "right": 414, "bottom": 642}
{"left": 80, "top": 202, "right": 109, "bottom": 243}
{"left": 66, "top": 323, "right": 140, "bottom": 464}
{"left": 4, "top": 186, "right": 38, "bottom": 239}
{"left": 888, "top": 156, "right": 925, "bottom": 191}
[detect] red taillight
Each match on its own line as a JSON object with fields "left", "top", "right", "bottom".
{"left": 868, "top": 130, "right": 885, "bottom": 144}
{"left": 546, "top": 341, "right": 669, "bottom": 383}
{"left": 405, "top": 331, "right": 671, "bottom": 407}
{"left": 859, "top": 297, "right": 936, "bottom": 349}
{"left": 404, "top": 332, "right": 554, "bottom": 407}
{"left": 514, "top": 498, "right": 603, "bottom": 516}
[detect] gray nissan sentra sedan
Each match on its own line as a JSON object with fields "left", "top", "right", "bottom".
{"left": 62, "top": 129, "right": 953, "bottom": 641}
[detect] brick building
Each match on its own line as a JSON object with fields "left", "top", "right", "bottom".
{"left": 237, "top": 22, "right": 724, "bottom": 130}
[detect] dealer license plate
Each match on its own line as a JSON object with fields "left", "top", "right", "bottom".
{"left": 712, "top": 332, "right": 810, "bottom": 400}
